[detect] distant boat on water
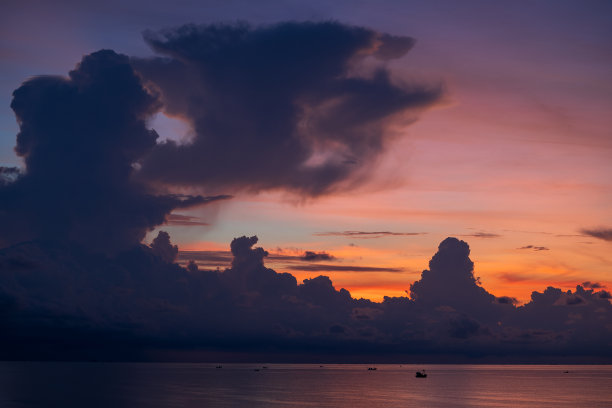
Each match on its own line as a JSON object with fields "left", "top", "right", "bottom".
{"left": 416, "top": 370, "right": 427, "bottom": 378}
{"left": 368, "top": 367, "right": 377, "bottom": 370}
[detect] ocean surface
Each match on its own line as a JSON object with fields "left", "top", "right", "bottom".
{"left": 1, "top": 363, "right": 611, "bottom": 407}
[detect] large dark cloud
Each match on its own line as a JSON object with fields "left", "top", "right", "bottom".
{"left": 1, "top": 234, "right": 610, "bottom": 362}
{"left": 0, "top": 50, "right": 227, "bottom": 253}
{"left": 132, "top": 22, "right": 441, "bottom": 196}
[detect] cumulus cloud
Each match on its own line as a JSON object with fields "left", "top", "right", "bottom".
{"left": 409, "top": 238, "right": 499, "bottom": 321}
{"left": 2, "top": 234, "right": 610, "bottom": 362}
{"left": 132, "top": 22, "right": 441, "bottom": 196}
{"left": 150, "top": 231, "right": 178, "bottom": 263}
{"left": 580, "top": 227, "right": 612, "bottom": 241}
{"left": 0, "top": 50, "right": 222, "bottom": 253}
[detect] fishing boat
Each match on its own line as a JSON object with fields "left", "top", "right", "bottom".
{"left": 415, "top": 370, "right": 427, "bottom": 378}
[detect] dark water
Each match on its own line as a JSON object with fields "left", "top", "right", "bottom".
{"left": 1, "top": 363, "right": 611, "bottom": 407}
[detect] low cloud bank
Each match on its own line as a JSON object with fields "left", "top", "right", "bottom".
{"left": 1, "top": 235, "right": 610, "bottom": 362}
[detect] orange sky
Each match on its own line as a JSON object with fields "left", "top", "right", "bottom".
{"left": 154, "top": 59, "right": 611, "bottom": 303}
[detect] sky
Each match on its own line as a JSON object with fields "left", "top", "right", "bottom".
{"left": 0, "top": 0, "right": 611, "bottom": 361}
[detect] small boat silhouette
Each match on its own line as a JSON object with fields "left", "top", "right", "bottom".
{"left": 367, "top": 367, "right": 377, "bottom": 370}
{"left": 415, "top": 370, "right": 427, "bottom": 378}
{"left": 216, "top": 365, "right": 222, "bottom": 369}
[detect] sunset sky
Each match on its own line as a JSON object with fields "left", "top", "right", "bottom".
{"left": 0, "top": 0, "right": 610, "bottom": 361}
{"left": 4, "top": 0, "right": 609, "bottom": 302}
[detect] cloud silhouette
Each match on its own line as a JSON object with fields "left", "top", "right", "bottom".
{"left": 288, "top": 264, "right": 403, "bottom": 273}
{"left": 301, "top": 251, "right": 335, "bottom": 261}
{"left": 518, "top": 245, "right": 550, "bottom": 251}
{"left": 0, "top": 50, "right": 223, "bottom": 253}
{"left": 580, "top": 227, "right": 612, "bottom": 241}
{"left": 132, "top": 22, "right": 441, "bottom": 196}
{"left": 581, "top": 281, "right": 604, "bottom": 289}
{"left": 460, "top": 232, "right": 501, "bottom": 239}
{"left": 0, "top": 25, "right": 609, "bottom": 362}
{"left": 1, "top": 234, "right": 610, "bottom": 362}
{"left": 315, "top": 231, "right": 426, "bottom": 239}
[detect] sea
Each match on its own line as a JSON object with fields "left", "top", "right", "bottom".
{"left": 1, "top": 363, "right": 611, "bottom": 407}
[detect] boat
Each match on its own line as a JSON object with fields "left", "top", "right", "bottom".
{"left": 367, "top": 367, "right": 377, "bottom": 370}
{"left": 415, "top": 370, "right": 427, "bottom": 378}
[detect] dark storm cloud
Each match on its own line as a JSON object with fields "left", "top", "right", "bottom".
{"left": 132, "top": 22, "right": 441, "bottom": 196}
{"left": 288, "top": 264, "right": 403, "bottom": 273}
{"left": 315, "top": 231, "right": 426, "bottom": 239}
{"left": 580, "top": 227, "right": 612, "bottom": 241}
{"left": 0, "top": 50, "right": 222, "bottom": 253}
{"left": 518, "top": 245, "right": 550, "bottom": 251}
{"left": 2, "top": 234, "right": 610, "bottom": 362}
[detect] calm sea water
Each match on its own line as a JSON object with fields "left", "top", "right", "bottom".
{"left": 1, "top": 363, "right": 610, "bottom": 407}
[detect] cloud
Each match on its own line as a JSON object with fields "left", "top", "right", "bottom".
{"left": 581, "top": 281, "right": 604, "bottom": 289}
{"left": 177, "top": 250, "right": 233, "bottom": 264}
{"left": 165, "top": 213, "right": 210, "bottom": 226}
{"left": 132, "top": 22, "right": 441, "bottom": 197}
{"left": 460, "top": 232, "right": 501, "bottom": 239}
{"left": 314, "top": 231, "right": 426, "bottom": 239}
{"left": 288, "top": 264, "right": 403, "bottom": 273}
{"left": 150, "top": 231, "right": 178, "bottom": 263}
{"left": 1, "top": 235, "right": 611, "bottom": 362}
{"left": 178, "top": 248, "right": 340, "bottom": 271}
{"left": 580, "top": 227, "right": 612, "bottom": 241}
{"left": 0, "top": 50, "right": 219, "bottom": 253}
{"left": 301, "top": 251, "right": 335, "bottom": 261}
{"left": 409, "top": 237, "right": 503, "bottom": 323}
{"left": 0, "top": 167, "right": 20, "bottom": 186}
{"left": 518, "top": 245, "right": 550, "bottom": 251}
{"left": 496, "top": 296, "right": 519, "bottom": 305}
